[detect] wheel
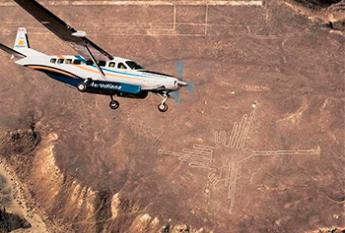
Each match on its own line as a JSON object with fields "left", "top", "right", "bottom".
{"left": 158, "top": 103, "right": 168, "bottom": 112}
{"left": 109, "top": 100, "right": 120, "bottom": 110}
{"left": 77, "top": 83, "right": 87, "bottom": 92}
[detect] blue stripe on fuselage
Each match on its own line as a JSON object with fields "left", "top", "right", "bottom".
{"left": 45, "top": 72, "right": 81, "bottom": 88}
{"left": 44, "top": 71, "right": 141, "bottom": 95}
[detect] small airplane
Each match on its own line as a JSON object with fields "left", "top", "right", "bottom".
{"left": 0, "top": 0, "right": 193, "bottom": 112}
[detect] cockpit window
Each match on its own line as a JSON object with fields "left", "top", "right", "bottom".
{"left": 117, "top": 62, "right": 127, "bottom": 70}
{"left": 50, "top": 58, "right": 57, "bottom": 64}
{"left": 125, "top": 61, "right": 143, "bottom": 70}
{"left": 108, "top": 62, "right": 115, "bottom": 68}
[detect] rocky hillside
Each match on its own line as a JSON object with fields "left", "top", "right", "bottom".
{"left": 287, "top": 0, "right": 345, "bottom": 31}
{"left": 294, "top": 0, "right": 343, "bottom": 8}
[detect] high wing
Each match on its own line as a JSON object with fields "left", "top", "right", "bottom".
{"left": 13, "top": 0, "right": 114, "bottom": 61}
{"left": 0, "top": 43, "right": 26, "bottom": 58}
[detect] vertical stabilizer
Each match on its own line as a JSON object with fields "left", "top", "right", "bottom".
{"left": 14, "top": 27, "right": 30, "bottom": 49}
{"left": 12, "top": 28, "right": 44, "bottom": 57}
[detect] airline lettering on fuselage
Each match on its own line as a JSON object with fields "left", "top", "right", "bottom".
{"left": 89, "top": 81, "right": 122, "bottom": 91}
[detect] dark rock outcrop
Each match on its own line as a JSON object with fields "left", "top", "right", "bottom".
{"left": 293, "top": 0, "right": 343, "bottom": 8}
{"left": 0, "top": 208, "right": 31, "bottom": 233}
{"left": 0, "top": 128, "right": 39, "bottom": 156}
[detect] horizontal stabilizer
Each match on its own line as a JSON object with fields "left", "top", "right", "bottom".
{"left": 0, "top": 43, "right": 26, "bottom": 58}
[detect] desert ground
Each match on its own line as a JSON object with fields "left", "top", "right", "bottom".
{"left": 0, "top": 0, "right": 344, "bottom": 232}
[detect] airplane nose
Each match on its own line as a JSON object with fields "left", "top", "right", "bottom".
{"left": 172, "top": 78, "right": 187, "bottom": 90}
{"left": 177, "top": 80, "right": 188, "bottom": 86}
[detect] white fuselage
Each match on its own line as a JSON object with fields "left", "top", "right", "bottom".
{"left": 15, "top": 54, "right": 181, "bottom": 91}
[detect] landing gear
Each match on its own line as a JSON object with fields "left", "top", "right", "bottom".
{"left": 77, "top": 78, "right": 91, "bottom": 92}
{"left": 158, "top": 103, "right": 168, "bottom": 112}
{"left": 109, "top": 96, "right": 120, "bottom": 110}
{"left": 77, "top": 83, "right": 87, "bottom": 92}
{"left": 110, "top": 100, "right": 120, "bottom": 110}
{"left": 157, "top": 92, "right": 169, "bottom": 112}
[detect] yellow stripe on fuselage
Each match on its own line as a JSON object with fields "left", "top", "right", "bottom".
{"left": 28, "top": 65, "right": 77, "bottom": 78}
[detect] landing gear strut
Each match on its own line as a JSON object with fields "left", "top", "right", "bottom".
{"left": 157, "top": 92, "right": 169, "bottom": 112}
{"left": 109, "top": 95, "right": 120, "bottom": 110}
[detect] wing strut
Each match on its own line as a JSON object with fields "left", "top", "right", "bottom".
{"left": 84, "top": 42, "right": 106, "bottom": 78}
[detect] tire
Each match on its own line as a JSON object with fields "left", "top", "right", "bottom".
{"left": 109, "top": 100, "right": 120, "bottom": 110}
{"left": 77, "top": 83, "right": 87, "bottom": 92}
{"left": 158, "top": 103, "right": 168, "bottom": 112}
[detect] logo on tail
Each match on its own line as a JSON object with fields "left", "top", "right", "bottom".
{"left": 14, "top": 27, "right": 30, "bottom": 49}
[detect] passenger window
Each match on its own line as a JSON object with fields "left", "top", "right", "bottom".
{"left": 50, "top": 58, "right": 57, "bottom": 64}
{"left": 73, "top": 60, "right": 82, "bottom": 65}
{"left": 57, "top": 59, "right": 64, "bottom": 64}
{"left": 108, "top": 62, "right": 115, "bottom": 68}
{"left": 98, "top": 61, "right": 106, "bottom": 67}
{"left": 65, "top": 59, "right": 72, "bottom": 64}
{"left": 86, "top": 60, "right": 94, "bottom": 66}
{"left": 118, "top": 63, "right": 127, "bottom": 69}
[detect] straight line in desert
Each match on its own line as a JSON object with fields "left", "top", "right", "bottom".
{"left": 0, "top": 1, "right": 263, "bottom": 7}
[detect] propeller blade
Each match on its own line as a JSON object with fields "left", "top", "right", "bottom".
{"left": 187, "top": 81, "right": 194, "bottom": 93}
{"left": 170, "top": 91, "right": 181, "bottom": 104}
{"left": 171, "top": 60, "right": 194, "bottom": 104}
{"left": 176, "top": 61, "right": 184, "bottom": 80}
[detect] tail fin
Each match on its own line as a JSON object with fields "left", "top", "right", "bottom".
{"left": 12, "top": 28, "right": 44, "bottom": 57}
{"left": 14, "top": 27, "right": 30, "bottom": 49}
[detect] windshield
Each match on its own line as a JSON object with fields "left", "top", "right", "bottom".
{"left": 125, "top": 61, "right": 144, "bottom": 70}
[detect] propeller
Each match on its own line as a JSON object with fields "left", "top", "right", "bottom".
{"left": 170, "top": 60, "right": 194, "bottom": 104}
